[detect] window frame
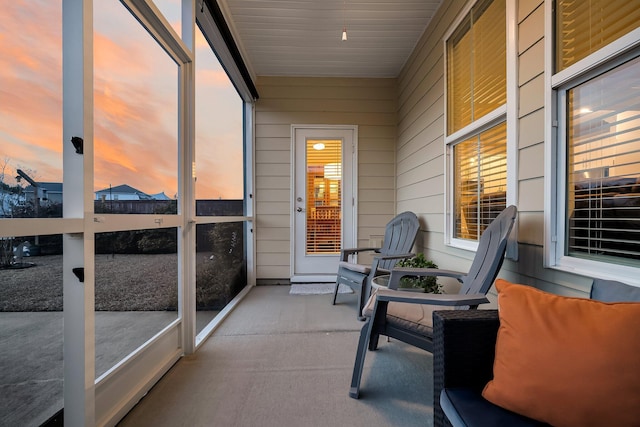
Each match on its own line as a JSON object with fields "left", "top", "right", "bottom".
{"left": 545, "top": 4, "right": 640, "bottom": 284}
{"left": 443, "top": 0, "right": 517, "bottom": 254}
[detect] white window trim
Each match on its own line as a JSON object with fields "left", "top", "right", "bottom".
{"left": 445, "top": 105, "right": 507, "bottom": 147}
{"left": 445, "top": 106, "right": 507, "bottom": 252}
{"left": 443, "top": 0, "right": 517, "bottom": 256}
{"left": 543, "top": 1, "right": 640, "bottom": 285}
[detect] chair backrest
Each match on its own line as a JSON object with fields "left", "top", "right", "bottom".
{"left": 378, "top": 211, "right": 420, "bottom": 270}
{"left": 459, "top": 205, "right": 517, "bottom": 299}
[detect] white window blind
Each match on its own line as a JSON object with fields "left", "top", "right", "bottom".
{"left": 447, "top": 0, "right": 506, "bottom": 134}
{"left": 556, "top": 0, "right": 640, "bottom": 72}
{"left": 454, "top": 122, "right": 507, "bottom": 240}
{"left": 566, "top": 55, "right": 640, "bottom": 266}
{"left": 306, "top": 139, "right": 342, "bottom": 254}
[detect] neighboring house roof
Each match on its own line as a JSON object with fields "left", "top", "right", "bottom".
{"left": 96, "top": 184, "right": 144, "bottom": 194}
{"left": 95, "top": 184, "right": 152, "bottom": 200}
{"left": 150, "top": 192, "right": 172, "bottom": 200}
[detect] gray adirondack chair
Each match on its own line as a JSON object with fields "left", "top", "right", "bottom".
{"left": 332, "top": 211, "right": 420, "bottom": 320}
{"left": 349, "top": 205, "right": 517, "bottom": 399}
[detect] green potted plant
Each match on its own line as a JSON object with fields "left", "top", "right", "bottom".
{"left": 396, "top": 253, "right": 442, "bottom": 293}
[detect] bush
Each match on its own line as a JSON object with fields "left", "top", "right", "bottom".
{"left": 195, "top": 223, "right": 246, "bottom": 310}
{"left": 95, "top": 229, "right": 177, "bottom": 255}
{"left": 396, "top": 253, "right": 442, "bottom": 293}
{"left": 137, "top": 229, "right": 177, "bottom": 254}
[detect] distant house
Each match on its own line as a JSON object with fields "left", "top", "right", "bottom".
{"left": 2, "top": 184, "right": 172, "bottom": 214}
{"left": 95, "top": 185, "right": 173, "bottom": 201}
{"left": 0, "top": 183, "right": 63, "bottom": 217}
{"left": 95, "top": 184, "right": 152, "bottom": 201}
{"left": 23, "top": 182, "right": 63, "bottom": 205}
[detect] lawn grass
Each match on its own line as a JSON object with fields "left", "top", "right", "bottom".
{"left": 0, "top": 253, "right": 242, "bottom": 311}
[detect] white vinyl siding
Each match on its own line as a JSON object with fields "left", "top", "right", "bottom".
{"left": 517, "top": 2, "right": 546, "bottom": 252}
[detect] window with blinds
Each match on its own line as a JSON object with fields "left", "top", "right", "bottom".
{"left": 454, "top": 123, "right": 507, "bottom": 240}
{"left": 447, "top": 0, "right": 506, "bottom": 135}
{"left": 306, "top": 139, "right": 342, "bottom": 254}
{"left": 556, "top": 0, "right": 640, "bottom": 72}
{"left": 566, "top": 55, "right": 640, "bottom": 266}
{"left": 446, "top": 0, "right": 507, "bottom": 244}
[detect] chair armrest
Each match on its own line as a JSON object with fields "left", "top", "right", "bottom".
{"left": 372, "top": 252, "right": 415, "bottom": 261}
{"left": 368, "top": 253, "right": 416, "bottom": 277}
{"left": 340, "top": 247, "right": 380, "bottom": 261}
{"left": 387, "top": 267, "right": 466, "bottom": 289}
{"left": 433, "top": 310, "right": 500, "bottom": 427}
{"left": 375, "top": 289, "right": 489, "bottom": 307}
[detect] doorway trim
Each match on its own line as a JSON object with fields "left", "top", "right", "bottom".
{"left": 290, "top": 124, "right": 358, "bottom": 282}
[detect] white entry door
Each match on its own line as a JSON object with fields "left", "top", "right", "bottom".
{"left": 291, "top": 125, "right": 357, "bottom": 282}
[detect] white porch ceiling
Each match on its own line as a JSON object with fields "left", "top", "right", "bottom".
{"left": 217, "top": 0, "right": 444, "bottom": 78}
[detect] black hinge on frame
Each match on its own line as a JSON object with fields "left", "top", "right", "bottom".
{"left": 72, "top": 267, "right": 84, "bottom": 283}
{"left": 71, "top": 136, "right": 83, "bottom": 154}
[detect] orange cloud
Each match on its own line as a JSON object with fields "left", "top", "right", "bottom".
{"left": 1, "top": 0, "right": 244, "bottom": 200}
{"left": 0, "top": 2, "right": 63, "bottom": 184}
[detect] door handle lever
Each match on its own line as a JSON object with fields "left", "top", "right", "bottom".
{"left": 296, "top": 207, "right": 303, "bottom": 212}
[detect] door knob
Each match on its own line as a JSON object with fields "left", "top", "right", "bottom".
{"left": 296, "top": 207, "right": 303, "bottom": 212}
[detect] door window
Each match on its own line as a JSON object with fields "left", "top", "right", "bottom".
{"left": 306, "top": 139, "right": 342, "bottom": 254}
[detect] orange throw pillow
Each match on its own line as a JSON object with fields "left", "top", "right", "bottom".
{"left": 482, "top": 279, "right": 640, "bottom": 427}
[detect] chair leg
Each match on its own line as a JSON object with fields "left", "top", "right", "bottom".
{"left": 332, "top": 280, "right": 340, "bottom": 305}
{"left": 357, "top": 283, "right": 367, "bottom": 321}
{"left": 369, "top": 332, "right": 380, "bottom": 351}
{"left": 349, "top": 318, "right": 372, "bottom": 399}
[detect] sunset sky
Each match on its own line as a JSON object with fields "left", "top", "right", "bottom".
{"left": 0, "top": 0, "right": 244, "bottom": 200}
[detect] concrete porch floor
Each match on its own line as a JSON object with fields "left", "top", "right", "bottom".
{"left": 0, "top": 286, "right": 435, "bottom": 426}
{"left": 0, "top": 310, "right": 217, "bottom": 427}
{"left": 118, "top": 286, "right": 435, "bottom": 427}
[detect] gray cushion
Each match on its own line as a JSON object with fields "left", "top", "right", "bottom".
{"left": 338, "top": 261, "right": 370, "bottom": 274}
{"left": 441, "top": 388, "right": 549, "bottom": 427}
{"left": 590, "top": 279, "right": 640, "bottom": 302}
